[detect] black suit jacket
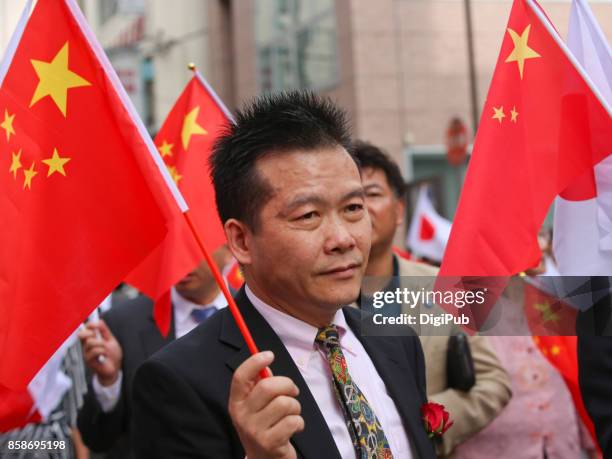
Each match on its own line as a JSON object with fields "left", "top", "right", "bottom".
{"left": 131, "top": 287, "right": 436, "bottom": 458}
{"left": 78, "top": 296, "right": 175, "bottom": 458}
{"left": 578, "top": 336, "right": 612, "bottom": 458}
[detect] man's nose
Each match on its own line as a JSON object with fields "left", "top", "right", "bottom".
{"left": 324, "top": 216, "right": 356, "bottom": 254}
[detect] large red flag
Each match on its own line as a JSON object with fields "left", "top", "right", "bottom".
{"left": 0, "top": 334, "right": 74, "bottom": 432}
{"left": 440, "top": 0, "right": 612, "bottom": 277}
{"left": 0, "top": 0, "right": 183, "bottom": 389}
{"left": 125, "top": 72, "right": 228, "bottom": 335}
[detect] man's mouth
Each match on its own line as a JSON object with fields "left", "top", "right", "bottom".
{"left": 319, "top": 263, "right": 361, "bottom": 279}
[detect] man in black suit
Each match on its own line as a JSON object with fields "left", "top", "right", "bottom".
{"left": 77, "top": 255, "right": 227, "bottom": 458}
{"left": 131, "top": 91, "right": 436, "bottom": 459}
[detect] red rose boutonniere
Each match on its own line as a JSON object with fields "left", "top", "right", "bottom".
{"left": 421, "top": 402, "right": 453, "bottom": 438}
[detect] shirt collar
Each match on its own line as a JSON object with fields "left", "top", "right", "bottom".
{"left": 171, "top": 288, "right": 225, "bottom": 324}
{"left": 244, "top": 284, "right": 355, "bottom": 369}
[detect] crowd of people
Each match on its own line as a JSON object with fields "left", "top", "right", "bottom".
{"left": 1, "top": 91, "right": 610, "bottom": 459}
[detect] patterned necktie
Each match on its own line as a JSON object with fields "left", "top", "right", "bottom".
{"left": 315, "top": 325, "right": 394, "bottom": 459}
{"left": 190, "top": 307, "right": 216, "bottom": 324}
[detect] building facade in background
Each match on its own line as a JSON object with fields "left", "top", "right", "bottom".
{"left": 0, "top": 0, "right": 27, "bottom": 54}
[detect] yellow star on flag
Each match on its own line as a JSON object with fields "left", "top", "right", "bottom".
{"left": 1, "top": 110, "right": 15, "bottom": 141}
{"left": 181, "top": 106, "right": 207, "bottom": 150}
{"left": 158, "top": 140, "right": 174, "bottom": 158}
{"left": 42, "top": 148, "right": 71, "bottom": 177}
{"left": 534, "top": 302, "right": 560, "bottom": 323}
{"left": 510, "top": 106, "right": 519, "bottom": 122}
{"left": 505, "top": 25, "right": 541, "bottom": 79}
{"left": 9, "top": 148, "right": 22, "bottom": 179}
{"left": 492, "top": 106, "right": 505, "bottom": 123}
{"left": 23, "top": 161, "right": 38, "bottom": 190}
{"left": 30, "top": 42, "right": 91, "bottom": 117}
{"left": 166, "top": 164, "right": 182, "bottom": 184}
{"left": 550, "top": 345, "right": 561, "bottom": 356}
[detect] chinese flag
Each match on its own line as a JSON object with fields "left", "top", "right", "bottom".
{"left": 0, "top": 0, "right": 180, "bottom": 389}
{"left": 440, "top": 0, "right": 612, "bottom": 277}
{"left": 125, "top": 74, "right": 228, "bottom": 335}
{"left": 534, "top": 336, "right": 597, "bottom": 445}
{"left": 523, "top": 280, "right": 578, "bottom": 336}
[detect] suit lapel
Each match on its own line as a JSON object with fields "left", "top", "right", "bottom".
{"left": 220, "top": 289, "right": 342, "bottom": 459}
{"left": 343, "top": 308, "right": 435, "bottom": 459}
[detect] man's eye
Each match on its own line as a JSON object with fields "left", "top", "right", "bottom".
{"left": 299, "top": 211, "right": 317, "bottom": 220}
{"left": 346, "top": 203, "right": 364, "bottom": 212}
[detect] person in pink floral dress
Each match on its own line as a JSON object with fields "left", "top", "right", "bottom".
{"left": 452, "top": 336, "right": 598, "bottom": 459}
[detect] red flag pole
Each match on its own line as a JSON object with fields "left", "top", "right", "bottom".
{"left": 183, "top": 212, "right": 270, "bottom": 379}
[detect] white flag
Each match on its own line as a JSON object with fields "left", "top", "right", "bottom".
{"left": 553, "top": 0, "right": 612, "bottom": 275}
{"left": 406, "top": 187, "right": 451, "bottom": 262}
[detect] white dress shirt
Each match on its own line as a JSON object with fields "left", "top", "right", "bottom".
{"left": 245, "top": 285, "right": 413, "bottom": 459}
{"left": 171, "top": 288, "right": 226, "bottom": 339}
{"left": 93, "top": 288, "right": 226, "bottom": 412}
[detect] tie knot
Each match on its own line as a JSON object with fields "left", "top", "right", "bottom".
{"left": 315, "top": 324, "right": 340, "bottom": 347}
{"left": 190, "top": 307, "right": 216, "bottom": 324}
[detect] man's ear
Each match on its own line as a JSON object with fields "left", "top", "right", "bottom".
{"left": 224, "top": 218, "right": 253, "bottom": 266}
{"left": 395, "top": 197, "right": 406, "bottom": 228}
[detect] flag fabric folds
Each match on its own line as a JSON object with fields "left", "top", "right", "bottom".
{"left": 125, "top": 73, "right": 229, "bottom": 336}
{"left": 0, "top": 333, "right": 75, "bottom": 432}
{"left": 406, "top": 186, "right": 451, "bottom": 262}
{"left": 553, "top": 0, "right": 612, "bottom": 276}
{"left": 440, "top": 0, "right": 612, "bottom": 277}
{"left": 0, "top": 0, "right": 182, "bottom": 389}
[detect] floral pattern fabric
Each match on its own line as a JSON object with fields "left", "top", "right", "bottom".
{"left": 316, "top": 325, "right": 394, "bottom": 459}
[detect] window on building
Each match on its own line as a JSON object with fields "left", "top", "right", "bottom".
{"left": 99, "top": 0, "right": 144, "bottom": 24}
{"left": 99, "top": 0, "right": 119, "bottom": 24}
{"left": 255, "top": 0, "right": 338, "bottom": 92}
{"left": 142, "top": 57, "right": 155, "bottom": 132}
